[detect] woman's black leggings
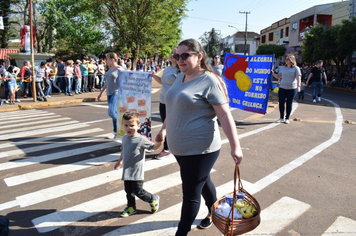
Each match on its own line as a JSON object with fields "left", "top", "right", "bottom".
{"left": 175, "top": 150, "right": 220, "bottom": 236}
{"left": 278, "top": 87, "right": 297, "bottom": 120}
{"left": 159, "top": 102, "right": 169, "bottom": 150}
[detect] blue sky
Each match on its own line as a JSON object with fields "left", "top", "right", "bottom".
{"left": 180, "top": 0, "right": 344, "bottom": 41}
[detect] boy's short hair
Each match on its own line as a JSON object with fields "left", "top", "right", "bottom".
{"left": 122, "top": 111, "right": 140, "bottom": 125}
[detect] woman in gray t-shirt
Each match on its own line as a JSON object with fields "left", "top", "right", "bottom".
{"left": 212, "top": 54, "right": 224, "bottom": 78}
{"left": 151, "top": 48, "right": 179, "bottom": 159}
{"left": 156, "top": 39, "right": 243, "bottom": 235}
{"left": 272, "top": 54, "right": 301, "bottom": 124}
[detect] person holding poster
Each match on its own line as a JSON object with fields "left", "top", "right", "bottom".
{"left": 151, "top": 47, "right": 179, "bottom": 160}
{"left": 272, "top": 54, "right": 301, "bottom": 124}
{"left": 97, "top": 52, "right": 123, "bottom": 139}
{"left": 156, "top": 39, "right": 243, "bottom": 236}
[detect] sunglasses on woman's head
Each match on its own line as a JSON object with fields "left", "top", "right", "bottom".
{"left": 173, "top": 52, "right": 199, "bottom": 61}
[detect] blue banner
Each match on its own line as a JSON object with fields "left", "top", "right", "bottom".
{"left": 223, "top": 53, "right": 274, "bottom": 114}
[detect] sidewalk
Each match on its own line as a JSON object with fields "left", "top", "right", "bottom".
{"left": 0, "top": 73, "right": 163, "bottom": 113}
{"left": 0, "top": 91, "right": 103, "bottom": 112}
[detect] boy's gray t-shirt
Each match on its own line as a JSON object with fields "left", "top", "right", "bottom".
{"left": 278, "top": 66, "right": 301, "bottom": 90}
{"left": 160, "top": 66, "right": 178, "bottom": 104}
{"left": 105, "top": 66, "right": 121, "bottom": 96}
{"left": 165, "top": 71, "right": 229, "bottom": 156}
{"left": 122, "top": 134, "right": 154, "bottom": 181}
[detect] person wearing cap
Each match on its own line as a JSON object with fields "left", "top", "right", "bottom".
{"left": 74, "top": 60, "right": 82, "bottom": 94}
{"left": 34, "top": 61, "right": 48, "bottom": 101}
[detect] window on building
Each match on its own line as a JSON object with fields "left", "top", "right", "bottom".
{"left": 286, "top": 27, "right": 289, "bottom": 36}
{"left": 268, "top": 32, "right": 273, "bottom": 41}
{"left": 262, "top": 35, "right": 266, "bottom": 43}
{"left": 235, "top": 44, "right": 245, "bottom": 53}
{"left": 323, "top": 18, "right": 329, "bottom": 27}
{"left": 281, "top": 29, "right": 284, "bottom": 38}
{"left": 292, "top": 23, "right": 297, "bottom": 32}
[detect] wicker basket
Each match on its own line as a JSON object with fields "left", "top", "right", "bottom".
{"left": 211, "top": 165, "right": 261, "bottom": 235}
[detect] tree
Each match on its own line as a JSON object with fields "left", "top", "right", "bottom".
{"left": 0, "top": 0, "right": 22, "bottom": 48}
{"left": 302, "top": 18, "right": 356, "bottom": 79}
{"left": 38, "top": 0, "right": 106, "bottom": 58}
{"left": 102, "top": 0, "right": 188, "bottom": 69}
{"left": 256, "top": 44, "right": 286, "bottom": 58}
{"left": 199, "top": 28, "right": 221, "bottom": 58}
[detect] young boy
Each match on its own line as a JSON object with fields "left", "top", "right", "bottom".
{"left": 298, "top": 80, "right": 307, "bottom": 100}
{"left": 114, "top": 111, "right": 163, "bottom": 217}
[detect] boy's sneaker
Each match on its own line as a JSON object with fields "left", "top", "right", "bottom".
{"left": 149, "top": 195, "right": 160, "bottom": 213}
{"left": 15, "top": 99, "right": 21, "bottom": 102}
{"left": 313, "top": 99, "right": 316, "bottom": 103}
{"left": 120, "top": 206, "right": 137, "bottom": 217}
{"left": 317, "top": 97, "right": 321, "bottom": 102}
{"left": 153, "top": 150, "right": 173, "bottom": 160}
{"left": 284, "top": 119, "right": 290, "bottom": 124}
{"left": 4, "top": 100, "right": 9, "bottom": 104}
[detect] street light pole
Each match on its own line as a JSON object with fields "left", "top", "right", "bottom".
{"left": 239, "top": 11, "right": 250, "bottom": 55}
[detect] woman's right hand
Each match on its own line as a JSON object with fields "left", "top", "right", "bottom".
{"left": 231, "top": 145, "right": 243, "bottom": 165}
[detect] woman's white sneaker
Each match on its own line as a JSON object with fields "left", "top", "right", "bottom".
{"left": 275, "top": 118, "right": 285, "bottom": 123}
{"left": 285, "top": 119, "right": 290, "bottom": 124}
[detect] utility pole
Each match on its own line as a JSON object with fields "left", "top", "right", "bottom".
{"left": 239, "top": 11, "right": 250, "bottom": 55}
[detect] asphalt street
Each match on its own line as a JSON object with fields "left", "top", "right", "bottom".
{"left": 0, "top": 82, "right": 355, "bottom": 236}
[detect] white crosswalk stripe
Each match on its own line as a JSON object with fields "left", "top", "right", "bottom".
{"left": 0, "top": 120, "right": 80, "bottom": 135}
{"left": 242, "top": 197, "right": 310, "bottom": 235}
{"left": 0, "top": 141, "right": 118, "bottom": 171}
{"left": 0, "top": 109, "right": 45, "bottom": 118}
{"left": 0, "top": 117, "right": 72, "bottom": 130}
{"left": 0, "top": 113, "right": 58, "bottom": 124}
{"left": 0, "top": 127, "right": 102, "bottom": 149}
{"left": 32, "top": 171, "right": 183, "bottom": 233}
{"left": 0, "top": 122, "right": 90, "bottom": 140}
{"left": 0, "top": 133, "right": 108, "bottom": 159}
{"left": 322, "top": 216, "right": 356, "bottom": 235}
{"left": 0, "top": 105, "right": 354, "bottom": 236}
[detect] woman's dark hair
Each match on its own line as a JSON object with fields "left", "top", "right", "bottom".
{"left": 178, "top": 39, "right": 214, "bottom": 72}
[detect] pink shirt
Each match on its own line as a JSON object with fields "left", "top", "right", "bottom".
{"left": 74, "top": 65, "right": 82, "bottom": 79}
{"left": 65, "top": 66, "right": 74, "bottom": 77}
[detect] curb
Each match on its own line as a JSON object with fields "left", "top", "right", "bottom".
{"left": 17, "top": 98, "right": 96, "bottom": 110}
